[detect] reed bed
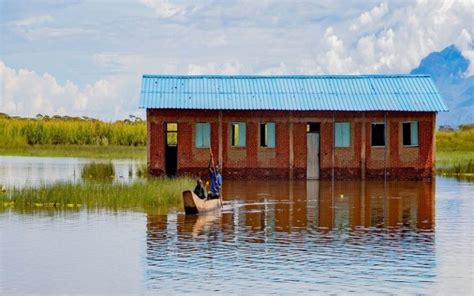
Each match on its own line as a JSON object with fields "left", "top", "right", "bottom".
{"left": 436, "top": 126, "right": 474, "bottom": 177}
{"left": 0, "top": 113, "right": 146, "bottom": 147}
{"left": 81, "top": 162, "right": 115, "bottom": 182}
{"left": 436, "top": 127, "right": 474, "bottom": 152}
{"left": 0, "top": 177, "right": 194, "bottom": 212}
{"left": 436, "top": 151, "right": 474, "bottom": 177}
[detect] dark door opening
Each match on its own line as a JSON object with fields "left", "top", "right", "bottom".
{"left": 165, "top": 123, "right": 178, "bottom": 177}
{"left": 306, "top": 122, "right": 320, "bottom": 180}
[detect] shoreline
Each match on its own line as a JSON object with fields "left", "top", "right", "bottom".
{"left": 0, "top": 145, "right": 146, "bottom": 160}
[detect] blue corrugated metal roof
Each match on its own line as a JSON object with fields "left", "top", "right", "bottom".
{"left": 139, "top": 75, "right": 448, "bottom": 112}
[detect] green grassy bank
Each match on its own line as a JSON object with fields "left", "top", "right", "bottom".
{"left": 436, "top": 125, "right": 474, "bottom": 177}
{"left": 0, "top": 144, "right": 146, "bottom": 159}
{"left": 0, "top": 177, "right": 194, "bottom": 213}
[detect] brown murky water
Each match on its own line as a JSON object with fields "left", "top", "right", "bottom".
{"left": 1, "top": 156, "right": 473, "bottom": 294}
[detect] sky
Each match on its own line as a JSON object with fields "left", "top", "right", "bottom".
{"left": 1, "top": 0, "right": 473, "bottom": 120}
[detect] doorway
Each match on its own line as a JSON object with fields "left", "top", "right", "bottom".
{"left": 306, "top": 123, "right": 320, "bottom": 180}
{"left": 165, "top": 123, "right": 178, "bottom": 177}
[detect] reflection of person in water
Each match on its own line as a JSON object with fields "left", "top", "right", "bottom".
{"left": 193, "top": 178, "right": 206, "bottom": 200}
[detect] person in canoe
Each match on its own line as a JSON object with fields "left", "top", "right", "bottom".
{"left": 193, "top": 178, "right": 207, "bottom": 200}
{"left": 208, "top": 154, "right": 222, "bottom": 199}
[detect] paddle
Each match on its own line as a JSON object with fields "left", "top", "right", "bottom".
{"left": 209, "top": 144, "right": 223, "bottom": 208}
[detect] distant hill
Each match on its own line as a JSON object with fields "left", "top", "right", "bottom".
{"left": 410, "top": 45, "right": 474, "bottom": 127}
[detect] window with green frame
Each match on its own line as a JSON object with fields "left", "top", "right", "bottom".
{"left": 402, "top": 121, "right": 418, "bottom": 146}
{"left": 260, "top": 122, "right": 276, "bottom": 148}
{"left": 334, "top": 122, "right": 350, "bottom": 147}
{"left": 195, "top": 123, "right": 210, "bottom": 148}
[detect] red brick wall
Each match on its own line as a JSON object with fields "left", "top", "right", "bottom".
{"left": 147, "top": 109, "right": 436, "bottom": 180}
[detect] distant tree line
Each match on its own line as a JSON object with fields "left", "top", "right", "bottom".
{"left": 0, "top": 113, "right": 146, "bottom": 146}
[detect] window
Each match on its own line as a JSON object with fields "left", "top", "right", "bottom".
{"left": 231, "top": 122, "right": 246, "bottom": 147}
{"left": 260, "top": 122, "right": 276, "bottom": 148}
{"left": 402, "top": 121, "right": 418, "bottom": 146}
{"left": 166, "top": 123, "right": 177, "bottom": 146}
{"left": 334, "top": 122, "right": 350, "bottom": 147}
{"left": 195, "top": 123, "right": 210, "bottom": 148}
{"left": 307, "top": 123, "right": 320, "bottom": 133}
{"left": 371, "top": 123, "right": 386, "bottom": 147}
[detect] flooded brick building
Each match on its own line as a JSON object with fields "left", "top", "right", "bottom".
{"left": 139, "top": 75, "right": 447, "bottom": 180}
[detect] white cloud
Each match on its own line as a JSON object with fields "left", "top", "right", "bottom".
{"left": 258, "top": 62, "right": 289, "bottom": 75}
{"left": 10, "top": 14, "right": 54, "bottom": 27}
{"left": 350, "top": 2, "right": 388, "bottom": 31}
{"left": 140, "top": 0, "right": 186, "bottom": 18}
{"left": 93, "top": 53, "right": 146, "bottom": 74}
{"left": 8, "top": 13, "right": 94, "bottom": 40}
{"left": 455, "top": 29, "right": 474, "bottom": 76}
{"left": 314, "top": 1, "right": 474, "bottom": 74}
{"left": 0, "top": 61, "right": 120, "bottom": 119}
{"left": 187, "top": 61, "right": 242, "bottom": 75}
{"left": 316, "top": 27, "right": 354, "bottom": 74}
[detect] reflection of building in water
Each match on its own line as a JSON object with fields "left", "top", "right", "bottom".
{"left": 218, "top": 180, "right": 435, "bottom": 232}
{"left": 146, "top": 180, "right": 435, "bottom": 247}
{"left": 314, "top": 180, "right": 435, "bottom": 231}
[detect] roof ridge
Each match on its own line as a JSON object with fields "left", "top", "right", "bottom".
{"left": 142, "top": 74, "right": 432, "bottom": 79}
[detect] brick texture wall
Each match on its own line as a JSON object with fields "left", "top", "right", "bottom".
{"left": 147, "top": 109, "right": 436, "bottom": 181}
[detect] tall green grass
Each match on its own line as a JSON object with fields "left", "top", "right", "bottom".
{"left": 0, "top": 177, "right": 194, "bottom": 213}
{"left": 81, "top": 162, "right": 115, "bottom": 182}
{"left": 436, "top": 127, "right": 474, "bottom": 152}
{"left": 0, "top": 113, "right": 146, "bottom": 147}
{"left": 436, "top": 126, "right": 474, "bottom": 177}
{"left": 436, "top": 151, "right": 474, "bottom": 176}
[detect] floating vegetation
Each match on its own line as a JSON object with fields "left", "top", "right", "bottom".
{"left": 81, "top": 162, "right": 115, "bottom": 182}
{"left": 0, "top": 177, "right": 194, "bottom": 213}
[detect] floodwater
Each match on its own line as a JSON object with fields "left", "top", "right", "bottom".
{"left": 1, "top": 157, "right": 473, "bottom": 294}
{"left": 0, "top": 156, "right": 142, "bottom": 188}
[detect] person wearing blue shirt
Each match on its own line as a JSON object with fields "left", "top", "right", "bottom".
{"left": 208, "top": 155, "right": 222, "bottom": 199}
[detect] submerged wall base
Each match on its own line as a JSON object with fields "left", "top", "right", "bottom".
{"left": 148, "top": 167, "right": 434, "bottom": 181}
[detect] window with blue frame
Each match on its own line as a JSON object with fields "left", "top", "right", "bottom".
{"left": 195, "top": 123, "right": 210, "bottom": 148}
{"left": 334, "top": 122, "right": 350, "bottom": 147}
{"left": 402, "top": 121, "right": 418, "bottom": 146}
{"left": 231, "top": 122, "right": 246, "bottom": 147}
{"left": 260, "top": 122, "right": 276, "bottom": 148}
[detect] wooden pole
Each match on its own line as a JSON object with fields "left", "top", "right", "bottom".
{"left": 361, "top": 112, "right": 366, "bottom": 180}
{"left": 289, "top": 112, "right": 294, "bottom": 180}
{"left": 218, "top": 111, "right": 223, "bottom": 168}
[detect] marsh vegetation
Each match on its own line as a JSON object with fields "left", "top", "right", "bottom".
{"left": 0, "top": 177, "right": 194, "bottom": 213}
{"left": 0, "top": 113, "right": 146, "bottom": 158}
{"left": 436, "top": 125, "right": 474, "bottom": 176}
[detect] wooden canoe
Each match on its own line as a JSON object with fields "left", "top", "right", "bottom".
{"left": 182, "top": 190, "right": 221, "bottom": 215}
